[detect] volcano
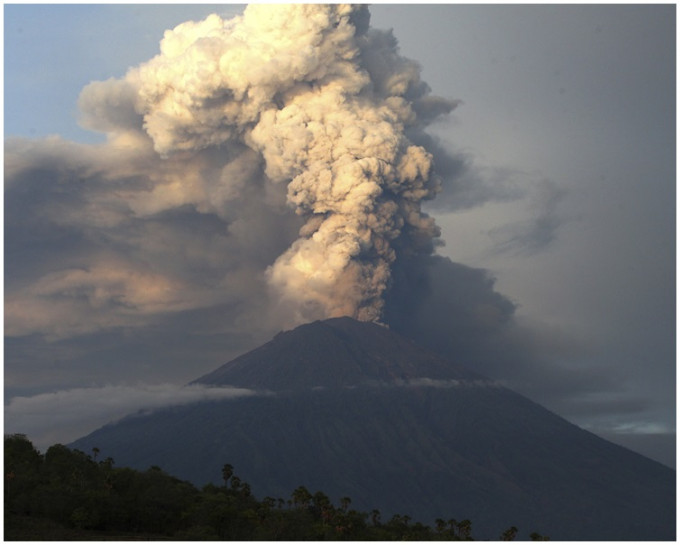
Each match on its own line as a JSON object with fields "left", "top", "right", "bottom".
{"left": 70, "top": 317, "right": 675, "bottom": 540}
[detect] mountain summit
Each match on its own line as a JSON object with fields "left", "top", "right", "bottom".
{"left": 71, "top": 318, "right": 675, "bottom": 540}
{"left": 192, "top": 317, "right": 484, "bottom": 391}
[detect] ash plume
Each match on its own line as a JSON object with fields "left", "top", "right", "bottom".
{"left": 78, "top": 4, "right": 457, "bottom": 326}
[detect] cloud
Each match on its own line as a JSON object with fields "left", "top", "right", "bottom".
{"left": 5, "top": 5, "right": 467, "bottom": 341}
{"left": 384, "top": 254, "right": 518, "bottom": 371}
{"left": 80, "top": 5, "right": 460, "bottom": 324}
{"left": 390, "top": 377, "right": 501, "bottom": 389}
{"left": 4, "top": 132, "right": 301, "bottom": 341}
{"left": 488, "top": 178, "right": 568, "bottom": 256}
{"left": 415, "top": 135, "right": 525, "bottom": 214}
{"left": 4, "top": 384, "right": 264, "bottom": 452}
{"left": 8, "top": 5, "right": 567, "bottom": 352}
{"left": 381, "top": 254, "right": 666, "bottom": 443}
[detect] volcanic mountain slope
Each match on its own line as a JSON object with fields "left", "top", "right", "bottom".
{"left": 71, "top": 317, "right": 675, "bottom": 540}
{"left": 191, "top": 317, "right": 485, "bottom": 390}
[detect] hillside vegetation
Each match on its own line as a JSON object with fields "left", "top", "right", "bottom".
{"left": 5, "top": 434, "right": 547, "bottom": 541}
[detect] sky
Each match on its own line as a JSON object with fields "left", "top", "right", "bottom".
{"left": 3, "top": 4, "right": 676, "bottom": 469}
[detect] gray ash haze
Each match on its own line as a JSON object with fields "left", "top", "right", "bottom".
{"left": 4, "top": 4, "right": 675, "bottom": 468}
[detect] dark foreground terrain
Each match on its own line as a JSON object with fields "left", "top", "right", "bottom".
{"left": 5, "top": 434, "right": 545, "bottom": 541}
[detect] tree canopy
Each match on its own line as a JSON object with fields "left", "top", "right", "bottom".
{"left": 4, "top": 434, "right": 548, "bottom": 540}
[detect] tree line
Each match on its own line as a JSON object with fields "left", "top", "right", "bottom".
{"left": 4, "top": 434, "right": 548, "bottom": 540}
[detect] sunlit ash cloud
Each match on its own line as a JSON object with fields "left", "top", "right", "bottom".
{"left": 6, "top": 5, "right": 462, "bottom": 340}
{"left": 84, "top": 5, "right": 456, "bottom": 326}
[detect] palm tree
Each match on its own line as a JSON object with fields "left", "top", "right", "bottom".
{"left": 339, "top": 496, "right": 352, "bottom": 512}
{"left": 221, "top": 463, "right": 234, "bottom": 486}
{"left": 501, "top": 526, "right": 518, "bottom": 541}
{"left": 291, "top": 486, "right": 312, "bottom": 509}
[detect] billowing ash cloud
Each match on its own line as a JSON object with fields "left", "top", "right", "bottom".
{"left": 4, "top": 4, "right": 515, "bottom": 380}
{"left": 74, "top": 4, "right": 457, "bottom": 325}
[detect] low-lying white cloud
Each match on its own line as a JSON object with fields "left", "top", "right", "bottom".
{"left": 5, "top": 383, "right": 263, "bottom": 451}
{"left": 345, "top": 377, "right": 501, "bottom": 390}
{"left": 398, "top": 377, "right": 500, "bottom": 389}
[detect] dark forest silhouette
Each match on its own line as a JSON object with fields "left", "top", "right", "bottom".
{"left": 4, "top": 434, "right": 547, "bottom": 541}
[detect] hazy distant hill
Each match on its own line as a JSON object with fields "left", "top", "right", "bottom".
{"left": 71, "top": 317, "right": 675, "bottom": 540}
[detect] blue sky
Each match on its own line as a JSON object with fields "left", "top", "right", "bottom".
{"left": 4, "top": 4, "right": 676, "bottom": 468}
